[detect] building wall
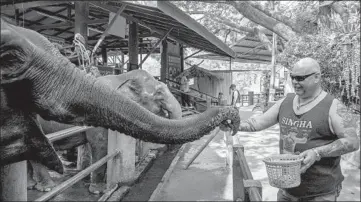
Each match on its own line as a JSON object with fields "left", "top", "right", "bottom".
{"left": 190, "top": 71, "right": 232, "bottom": 105}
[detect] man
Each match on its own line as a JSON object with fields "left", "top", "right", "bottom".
{"left": 238, "top": 58, "right": 359, "bottom": 201}
{"left": 180, "top": 72, "right": 191, "bottom": 107}
{"left": 230, "top": 84, "right": 241, "bottom": 107}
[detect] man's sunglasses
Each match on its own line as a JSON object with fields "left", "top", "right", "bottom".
{"left": 290, "top": 72, "right": 316, "bottom": 82}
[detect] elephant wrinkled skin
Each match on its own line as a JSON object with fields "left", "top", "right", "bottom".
{"left": 0, "top": 19, "right": 240, "bottom": 178}
{"left": 28, "top": 69, "right": 182, "bottom": 193}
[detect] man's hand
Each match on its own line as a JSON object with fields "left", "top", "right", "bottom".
{"left": 299, "top": 149, "right": 319, "bottom": 173}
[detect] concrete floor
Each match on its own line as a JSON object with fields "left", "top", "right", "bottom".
{"left": 151, "top": 106, "right": 360, "bottom": 201}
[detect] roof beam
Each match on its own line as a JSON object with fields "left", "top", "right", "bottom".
{"left": 139, "top": 27, "right": 173, "bottom": 67}
{"left": 29, "top": 22, "right": 73, "bottom": 30}
{"left": 27, "top": 7, "right": 69, "bottom": 26}
{"left": 194, "top": 54, "right": 271, "bottom": 64}
{"left": 91, "top": 4, "right": 127, "bottom": 57}
{"left": 1, "top": 1, "right": 71, "bottom": 11}
{"left": 157, "top": 1, "right": 236, "bottom": 58}
{"left": 89, "top": 1, "right": 189, "bottom": 46}
{"left": 31, "top": 7, "right": 73, "bottom": 23}
{"left": 87, "top": 18, "right": 109, "bottom": 25}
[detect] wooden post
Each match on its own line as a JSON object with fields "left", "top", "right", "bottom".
{"left": 101, "top": 47, "right": 107, "bottom": 66}
{"left": 180, "top": 44, "right": 184, "bottom": 72}
{"left": 0, "top": 161, "right": 27, "bottom": 201}
{"left": 243, "top": 179, "right": 263, "bottom": 201}
{"left": 269, "top": 33, "right": 277, "bottom": 102}
{"left": 248, "top": 91, "right": 254, "bottom": 106}
{"left": 128, "top": 22, "right": 139, "bottom": 71}
{"left": 160, "top": 39, "right": 168, "bottom": 83}
{"left": 113, "top": 63, "right": 122, "bottom": 75}
{"left": 107, "top": 130, "right": 136, "bottom": 189}
{"left": 206, "top": 98, "right": 211, "bottom": 109}
{"left": 224, "top": 130, "right": 233, "bottom": 167}
{"left": 139, "top": 48, "right": 142, "bottom": 69}
{"left": 77, "top": 142, "right": 91, "bottom": 170}
{"left": 75, "top": 1, "right": 89, "bottom": 170}
{"left": 183, "top": 128, "right": 220, "bottom": 169}
{"left": 74, "top": 2, "right": 88, "bottom": 47}
{"left": 15, "top": 9, "right": 19, "bottom": 25}
{"left": 233, "top": 145, "right": 245, "bottom": 201}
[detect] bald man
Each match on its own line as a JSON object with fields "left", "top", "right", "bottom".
{"left": 238, "top": 58, "right": 359, "bottom": 201}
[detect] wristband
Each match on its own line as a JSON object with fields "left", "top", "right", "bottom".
{"left": 312, "top": 148, "right": 321, "bottom": 161}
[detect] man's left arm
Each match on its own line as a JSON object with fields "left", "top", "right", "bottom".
{"left": 300, "top": 99, "right": 360, "bottom": 173}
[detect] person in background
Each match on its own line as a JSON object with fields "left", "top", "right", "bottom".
{"left": 180, "top": 72, "right": 191, "bottom": 107}
{"left": 230, "top": 84, "right": 241, "bottom": 108}
{"left": 237, "top": 57, "right": 359, "bottom": 201}
{"left": 218, "top": 92, "right": 225, "bottom": 106}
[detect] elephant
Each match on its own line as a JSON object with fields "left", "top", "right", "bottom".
{"left": 28, "top": 69, "right": 182, "bottom": 194}
{"left": 0, "top": 17, "right": 240, "bottom": 186}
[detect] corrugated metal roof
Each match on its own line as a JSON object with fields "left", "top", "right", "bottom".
{"left": 194, "top": 35, "right": 283, "bottom": 64}
{"left": 1, "top": 1, "right": 235, "bottom": 58}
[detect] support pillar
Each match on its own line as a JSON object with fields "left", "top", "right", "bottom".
{"left": 128, "top": 22, "right": 139, "bottom": 71}
{"left": 0, "top": 161, "right": 27, "bottom": 201}
{"left": 107, "top": 130, "right": 136, "bottom": 189}
{"left": 180, "top": 44, "right": 184, "bottom": 72}
{"left": 248, "top": 91, "right": 254, "bottom": 106}
{"left": 75, "top": 1, "right": 89, "bottom": 170}
{"left": 269, "top": 33, "right": 277, "bottom": 102}
{"left": 74, "top": 2, "right": 88, "bottom": 48}
{"left": 101, "top": 47, "right": 107, "bottom": 66}
{"left": 160, "top": 39, "right": 168, "bottom": 83}
{"left": 139, "top": 48, "right": 143, "bottom": 69}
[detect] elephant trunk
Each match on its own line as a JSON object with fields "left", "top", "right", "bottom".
{"left": 27, "top": 51, "right": 240, "bottom": 145}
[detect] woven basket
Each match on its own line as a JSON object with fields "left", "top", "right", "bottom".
{"left": 263, "top": 154, "right": 303, "bottom": 188}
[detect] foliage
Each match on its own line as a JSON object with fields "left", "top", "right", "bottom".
{"left": 277, "top": 28, "right": 360, "bottom": 103}
{"left": 172, "top": 1, "right": 249, "bottom": 45}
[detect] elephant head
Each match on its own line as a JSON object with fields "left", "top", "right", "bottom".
{"left": 0, "top": 19, "right": 240, "bottom": 174}
{"left": 98, "top": 70, "right": 182, "bottom": 120}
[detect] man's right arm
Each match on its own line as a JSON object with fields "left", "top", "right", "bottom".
{"left": 239, "top": 98, "right": 284, "bottom": 132}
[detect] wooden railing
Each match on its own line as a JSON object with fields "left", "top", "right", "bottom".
{"left": 32, "top": 125, "right": 123, "bottom": 201}
{"left": 165, "top": 78, "right": 219, "bottom": 105}
{"left": 35, "top": 150, "right": 120, "bottom": 201}
{"left": 231, "top": 136, "right": 263, "bottom": 201}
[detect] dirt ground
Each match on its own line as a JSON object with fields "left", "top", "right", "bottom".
{"left": 121, "top": 144, "right": 182, "bottom": 201}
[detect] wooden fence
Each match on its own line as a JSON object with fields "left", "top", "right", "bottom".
{"left": 229, "top": 134, "right": 263, "bottom": 201}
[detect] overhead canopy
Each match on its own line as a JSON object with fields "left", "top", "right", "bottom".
{"left": 0, "top": 1, "right": 235, "bottom": 58}
{"left": 193, "top": 34, "right": 283, "bottom": 64}
{"left": 176, "top": 65, "right": 223, "bottom": 81}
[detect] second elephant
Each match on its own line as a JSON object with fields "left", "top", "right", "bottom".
{"left": 28, "top": 70, "right": 182, "bottom": 194}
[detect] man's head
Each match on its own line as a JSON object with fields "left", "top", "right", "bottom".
{"left": 291, "top": 57, "right": 322, "bottom": 98}
{"left": 230, "top": 84, "right": 236, "bottom": 90}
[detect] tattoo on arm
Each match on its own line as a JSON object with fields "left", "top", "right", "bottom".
{"left": 336, "top": 102, "right": 357, "bottom": 129}
{"left": 239, "top": 118, "right": 257, "bottom": 132}
{"left": 317, "top": 138, "right": 356, "bottom": 158}
{"left": 316, "top": 101, "right": 359, "bottom": 157}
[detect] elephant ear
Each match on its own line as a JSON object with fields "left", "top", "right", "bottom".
{"left": 127, "top": 79, "right": 143, "bottom": 96}
{"left": 154, "top": 83, "right": 168, "bottom": 101}
{"left": 0, "top": 19, "right": 35, "bottom": 84}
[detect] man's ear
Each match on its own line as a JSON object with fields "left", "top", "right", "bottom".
{"left": 315, "top": 73, "right": 322, "bottom": 83}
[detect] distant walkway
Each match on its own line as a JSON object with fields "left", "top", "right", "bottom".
{"left": 150, "top": 105, "right": 360, "bottom": 201}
